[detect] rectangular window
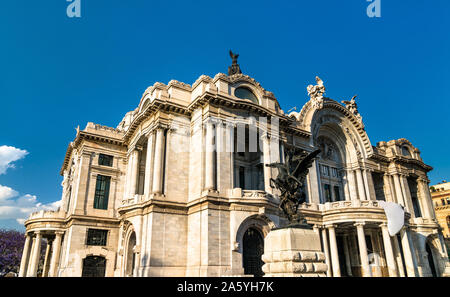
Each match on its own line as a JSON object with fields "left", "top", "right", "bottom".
{"left": 412, "top": 196, "right": 422, "bottom": 218}
{"left": 334, "top": 186, "right": 341, "bottom": 201}
{"left": 86, "top": 229, "right": 108, "bottom": 246}
{"left": 324, "top": 184, "right": 332, "bottom": 203}
{"left": 239, "top": 166, "right": 246, "bottom": 189}
{"left": 331, "top": 168, "right": 338, "bottom": 177}
{"left": 94, "top": 175, "right": 111, "bottom": 210}
{"left": 98, "top": 154, "right": 113, "bottom": 167}
{"left": 321, "top": 165, "right": 329, "bottom": 176}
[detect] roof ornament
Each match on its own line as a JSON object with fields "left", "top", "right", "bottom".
{"left": 342, "top": 95, "right": 363, "bottom": 123}
{"left": 307, "top": 76, "right": 326, "bottom": 109}
{"left": 228, "top": 50, "right": 242, "bottom": 76}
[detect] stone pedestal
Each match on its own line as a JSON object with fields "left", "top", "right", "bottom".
{"left": 262, "top": 226, "right": 327, "bottom": 277}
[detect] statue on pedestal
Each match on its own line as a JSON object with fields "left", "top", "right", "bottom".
{"left": 266, "top": 148, "right": 321, "bottom": 226}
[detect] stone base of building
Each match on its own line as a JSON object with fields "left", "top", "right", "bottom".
{"left": 262, "top": 226, "right": 327, "bottom": 277}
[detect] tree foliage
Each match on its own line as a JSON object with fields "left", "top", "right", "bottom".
{"left": 0, "top": 229, "right": 25, "bottom": 274}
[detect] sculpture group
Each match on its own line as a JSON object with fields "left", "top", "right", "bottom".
{"left": 267, "top": 148, "right": 321, "bottom": 225}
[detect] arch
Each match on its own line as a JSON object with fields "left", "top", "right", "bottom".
{"left": 234, "top": 86, "right": 259, "bottom": 104}
{"left": 242, "top": 227, "right": 265, "bottom": 277}
{"left": 82, "top": 255, "right": 106, "bottom": 277}
{"left": 77, "top": 246, "right": 115, "bottom": 277}
{"left": 233, "top": 214, "right": 275, "bottom": 276}
{"left": 123, "top": 222, "right": 137, "bottom": 277}
{"left": 295, "top": 100, "right": 373, "bottom": 159}
{"left": 425, "top": 242, "right": 437, "bottom": 277}
{"left": 235, "top": 214, "right": 274, "bottom": 249}
{"left": 425, "top": 234, "right": 444, "bottom": 277}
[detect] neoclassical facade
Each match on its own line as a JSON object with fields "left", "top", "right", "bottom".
{"left": 20, "top": 69, "right": 450, "bottom": 277}
{"left": 430, "top": 182, "right": 450, "bottom": 253}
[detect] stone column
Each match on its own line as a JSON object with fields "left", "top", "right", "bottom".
{"left": 129, "top": 148, "right": 140, "bottom": 197}
{"left": 123, "top": 153, "right": 133, "bottom": 200}
{"left": 393, "top": 174, "right": 406, "bottom": 208}
{"left": 42, "top": 239, "right": 53, "bottom": 277}
{"left": 18, "top": 233, "right": 32, "bottom": 277}
{"left": 380, "top": 223, "right": 398, "bottom": 277}
{"left": 143, "top": 132, "right": 155, "bottom": 198}
{"left": 392, "top": 235, "right": 405, "bottom": 277}
{"left": 382, "top": 174, "right": 393, "bottom": 202}
{"left": 400, "top": 228, "right": 418, "bottom": 277}
{"left": 347, "top": 170, "right": 358, "bottom": 201}
{"left": 399, "top": 175, "right": 414, "bottom": 216}
{"left": 342, "top": 235, "right": 353, "bottom": 276}
{"left": 365, "top": 169, "right": 376, "bottom": 200}
{"left": 262, "top": 134, "right": 272, "bottom": 194}
{"left": 341, "top": 170, "right": 351, "bottom": 201}
{"left": 152, "top": 128, "right": 165, "bottom": 194}
{"left": 388, "top": 175, "right": 398, "bottom": 204}
{"left": 355, "top": 169, "right": 367, "bottom": 200}
{"left": 27, "top": 232, "right": 42, "bottom": 277}
{"left": 327, "top": 224, "right": 341, "bottom": 277}
{"left": 355, "top": 222, "right": 372, "bottom": 277}
{"left": 321, "top": 228, "right": 332, "bottom": 277}
{"left": 49, "top": 232, "right": 63, "bottom": 277}
{"left": 204, "top": 122, "right": 215, "bottom": 190}
{"left": 418, "top": 178, "right": 434, "bottom": 219}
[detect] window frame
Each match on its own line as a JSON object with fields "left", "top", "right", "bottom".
{"left": 86, "top": 228, "right": 109, "bottom": 246}
{"left": 94, "top": 175, "right": 111, "bottom": 210}
{"left": 98, "top": 154, "right": 114, "bottom": 167}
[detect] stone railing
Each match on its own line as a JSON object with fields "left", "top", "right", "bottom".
{"left": 121, "top": 194, "right": 144, "bottom": 206}
{"left": 28, "top": 210, "right": 66, "bottom": 220}
{"left": 411, "top": 217, "right": 437, "bottom": 225}
{"left": 435, "top": 204, "right": 450, "bottom": 211}
{"left": 242, "top": 190, "right": 270, "bottom": 199}
{"left": 318, "top": 199, "right": 381, "bottom": 211}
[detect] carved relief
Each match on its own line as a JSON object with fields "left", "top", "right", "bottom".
{"left": 316, "top": 136, "right": 339, "bottom": 162}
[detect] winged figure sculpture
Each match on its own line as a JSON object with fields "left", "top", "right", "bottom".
{"left": 266, "top": 148, "right": 321, "bottom": 225}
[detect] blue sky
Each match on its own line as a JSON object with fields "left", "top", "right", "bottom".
{"left": 0, "top": 0, "right": 449, "bottom": 230}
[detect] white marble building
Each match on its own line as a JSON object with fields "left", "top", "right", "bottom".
{"left": 20, "top": 67, "right": 450, "bottom": 277}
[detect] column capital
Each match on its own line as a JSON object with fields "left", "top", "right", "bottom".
{"left": 379, "top": 222, "right": 388, "bottom": 228}
{"left": 325, "top": 223, "right": 337, "bottom": 229}
{"left": 354, "top": 221, "right": 366, "bottom": 227}
{"left": 260, "top": 132, "right": 271, "bottom": 141}
{"left": 54, "top": 231, "right": 65, "bottom": 236}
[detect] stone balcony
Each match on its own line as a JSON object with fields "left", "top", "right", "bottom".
{"left": 25, "top": 210, "right": 67, "bottom": 232}
{"left": 121, "top": 194, "right": 145, "bottom": 206}
{"left": 27, "top": 210, "right": 66, "bottom": 220}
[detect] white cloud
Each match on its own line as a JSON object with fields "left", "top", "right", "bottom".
{"left": 0, "top": 188, "right": 61, "bottom": 225}
{"left": 0, "top": 145, "right": 28, "bottom": 175}
{"left": 0, "top": 184, "right": 19, "bottom": 202}
{"left": 0, "top": 145, "right": 61, "bottom": 227}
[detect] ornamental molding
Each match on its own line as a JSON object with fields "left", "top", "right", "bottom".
{"left": 167, "top": 79, "right": 192, "bottom": 91}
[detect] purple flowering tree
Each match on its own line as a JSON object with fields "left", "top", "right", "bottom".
{"left": 0, "top": 229, "right": 25, "bottom": 275}
{"left": 0, "top": 229, "right": 47, "bottom": 276}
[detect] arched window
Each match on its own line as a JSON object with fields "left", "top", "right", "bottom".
{"left": 82, "top": 256, "right": 106, "bottom": 277}
{"left": 242, "top": 228, "right": 264, "bottom": 277}
{"left": 401, "top": 146, "right": 411, "bottom": 157}
{"left": 317, "top": 136, "right": 344, "bottom": 203}
{"left": 234, "top": 87, "right": 258, "bottom": 104}
{"left": 125, "top": 231, "right": 137, "bottom": 276}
